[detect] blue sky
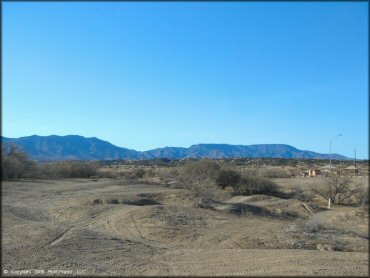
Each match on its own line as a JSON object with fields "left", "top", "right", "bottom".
{"left": 3, "top": 2, "right": 368, "bottom": 158}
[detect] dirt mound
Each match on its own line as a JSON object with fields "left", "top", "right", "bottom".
{"left": 3, "top": 205, "right": 50, "bottom": 222}
{"left": 137, "top": 191, "right": 190, "bottom": 204}
{"left": 85, "top": 190, "right": 191, "bottom": 207}
{"left": 3, "top": 179, "right": 368, "bottom": 276}
{"left": 226, "top": 194, "right": 273, "bottom": 203}
{"left": 216, "top": 194, "right": 315, "bottom": 219}
{"left": 150, "top": 205, "right": 207, "bottom": 227}
{"left": 96, "top": 205, "right": 210, "bottom": 247}
{"left": 86, "top": 194, "right": 161, "bottom": 206}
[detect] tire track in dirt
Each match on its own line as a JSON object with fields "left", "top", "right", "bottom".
{"left": 147, "top": 249, "right": 368, "bottom": 276}
{"left": 43, "top": 226, "right": 75, "bottom": 248}
{"left": 3, "top": 180, "right": 368, "bottom": 276}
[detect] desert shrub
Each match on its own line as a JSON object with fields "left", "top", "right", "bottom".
{"left": 94, "top": 168, "right": 141, "bottom": 180}
{"left": 232, "top": 175, "right": 279, "bottom": 196}
{"left": 258, "top": 167, "right": 292, "bottom": 178}
{"left": 242, "top": 168, "right": 259, "bottom": 176}
{"left": 168, "top": 168, "right": 179, "bottom": 177}
{"left": 305, "top": 215, "right": 326, "bottom": 233}
{"left": 39, "top": 161, "right": 99, "bottom": 178}
{"left": 93, "top": 169, "right": 118, "bottom": 179}
{"left": 134, "top": 168, "right": 146, "bottom": 179}
{"left": 293, "top": 188, "right": 315, "bottom": 202}
{"left": 313, "top": 173, "right": 358, "bottom": 205}
{"left": 146, "top": 169, "right": 155, "bottom": 178}
{"left": 1, "top": 144, "right": 36, "bottom": 180}
{"left": 216, "top": 169, "right": 241, "bottom": 189}
{"left": 287, "top": 167, "right": 301, "bottom": 177}
{"left": 353, "top": 184, "right": 369, "bottom": 207}
{"left": 154, "top": 167, "right": 179, "bottom": 181}
{"left": 121, "top": 170, "right": 136, "bottom": 180}
{"left": 177, "top": 159, "right": 221, "bottom": 207}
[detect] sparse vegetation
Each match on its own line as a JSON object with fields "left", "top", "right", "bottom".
{"left": 232, "top": 175, "right": 279, "bottom": 196}
{"left": 216, "top": 169, "right": 241, "bottom": 189}
{"left": 1, "top": 144, "right": 35, "bottom": 180}
{"left": 1, "top": 143, "right": 100, "bottom": 179}
{"left": 313, "top": 173, "right": 360, "bottom": 205}
{"left": 133, "top": 168, "right": 146, "bottom": 179}
{"left": 305, "top": 214, "right": 326, "bottom": 233}
{"left": 177, "top": 159, "right": 221, "bottom": 207}
{"left": 39, "top": 161, "right": 99, "bottom": 178}
{"left": 292, "top": 188, "right": 315, "bottom": 202}
{"left": 258, "top": 167, "right": 294, "bottom": 178}
{"left": 2, "top": 155, "right": 369, "bottom": 275}
{"left": 353, "top": 184, "right": 369, "bottom": 207}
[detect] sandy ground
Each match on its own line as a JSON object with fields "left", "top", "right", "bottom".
{"left": 2, "top": 179, "right": 369, "bottom": 276}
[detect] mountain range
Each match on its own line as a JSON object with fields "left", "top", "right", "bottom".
{"left": 1, "top": 135, "right": 348, "bottom": 161}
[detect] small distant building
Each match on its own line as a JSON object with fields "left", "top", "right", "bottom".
{"left": 310, "top": 168, "right": 321, "bottom": 177}
{"left": 320, "top": 165, "right": 337, "bottom": 171}
{"left": 345, "top": 165, "right": 359, "bottom": 176}
{"left": 319, "top": 165, "right": 337, "bottom": 176}
{"left": 304, "top": 168, "right": 321, "bottom": 177}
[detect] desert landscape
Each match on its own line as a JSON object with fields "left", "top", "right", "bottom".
{"left": 2, "top": 156, "right": 369, "bottom": 276}
{"left": 3, "top": 2, "right": 368, "bottom": 276}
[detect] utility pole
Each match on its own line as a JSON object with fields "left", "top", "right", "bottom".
{"left": 329, "top": 134, "right": 342, "bottom": 202}
{"left": 354, "top": 148, "right": 357, "bottom": 168}
{"left": 329, "top": 134, "right": 342, "bottom": 170}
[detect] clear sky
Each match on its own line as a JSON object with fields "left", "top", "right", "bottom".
{"left": 3, "top": 2, "right": 368, "bottom": 158}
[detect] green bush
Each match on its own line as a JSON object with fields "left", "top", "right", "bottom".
{"left": 232, "top": 175, "right": 278, "bottom": 196}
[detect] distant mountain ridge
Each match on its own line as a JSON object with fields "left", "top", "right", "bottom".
{"left": 1, "top": 135, "right": 348, "bottom": 161}
{"left": 2, "top": 135, "right": 139, "bottom": 160}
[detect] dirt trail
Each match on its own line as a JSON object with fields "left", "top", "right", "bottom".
{"left": 2, "top": 179, "right": 368, "bottom": 276}
{"left": 147, "top": 249, "right": 369, "bottom": 276}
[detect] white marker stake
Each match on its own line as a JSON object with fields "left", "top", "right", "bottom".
{"left": 328, "top": 198, "right": 331, "bottom": 209}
